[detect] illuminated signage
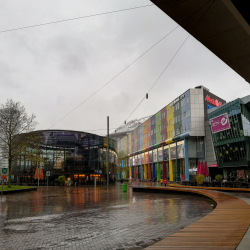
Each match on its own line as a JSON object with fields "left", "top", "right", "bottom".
{"left": 210, "top": 164, "right": 218, "bottom": 167}
{"left": 205, "top": 95, "right": 222, "bottom": 107}
{"left": 207, "top": 104, "right": 213, "bottom": 110}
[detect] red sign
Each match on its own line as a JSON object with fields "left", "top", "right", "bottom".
{"left": 205, "top": 95, "right": 222, "bottom": 107}
{"left": 210, "top": 164, "right": 218, "bottom": 167}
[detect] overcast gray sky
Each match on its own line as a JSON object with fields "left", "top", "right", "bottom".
{"left": 0, "top": 0, "right": 249, "bottom": 136}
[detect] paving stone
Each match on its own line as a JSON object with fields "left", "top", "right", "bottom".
{"left": 0, "top": 184, "right": 213, "bottom": 249}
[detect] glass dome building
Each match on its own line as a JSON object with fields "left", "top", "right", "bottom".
{"left": 12, "top": 130, "right": 117, "bottom": 185}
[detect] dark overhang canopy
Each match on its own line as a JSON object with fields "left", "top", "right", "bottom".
{"left": 151, "top": 0, "right": 250, "bottom": 82}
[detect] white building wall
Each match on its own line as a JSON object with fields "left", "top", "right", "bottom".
{"left": 189, "top": 88, "right": 205, "bottom": 137}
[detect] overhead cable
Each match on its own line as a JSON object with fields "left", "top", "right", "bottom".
{"left": 49, "top": 25, "right": 179, "bottom": 129}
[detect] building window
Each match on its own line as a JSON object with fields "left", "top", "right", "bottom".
{"left": 187, "top": 96, "right": 189, "bottom": 103}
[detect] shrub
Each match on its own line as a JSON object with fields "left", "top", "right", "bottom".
{"left": 56, "top": 176, "right": 65, "bottom": 184}
{"left": 196, "top": 174, "right": 205, "bottom": 184}
{"left": 215, "top": 174, "right": 222, "bottom": 181}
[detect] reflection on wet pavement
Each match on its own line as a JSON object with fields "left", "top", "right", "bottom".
{"left": 0, "top": 184, "right": 214, "bottom": 250}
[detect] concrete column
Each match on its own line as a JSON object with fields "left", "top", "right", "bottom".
{"left": 223, "top": 169, "right": 228, "bottom": 180}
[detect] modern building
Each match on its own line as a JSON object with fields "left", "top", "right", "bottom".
{"left": 208, "top": 95, "right": 250, "bottom": 180}
{"left": 117, "top": 86, "right": 226, "bottom": 182}
{"left": 109, "top": 116, "right": 152, "bottom": 141}
{"left": 12, "top": 130, "right": 117, "bottom": 185}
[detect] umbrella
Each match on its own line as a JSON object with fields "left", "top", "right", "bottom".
{"left": 34, "top": 168, "right": 38, "bottom": 180}
{"left": 39, "top": 168, "right": 44, "bottom": 180}
{"left": 200, "top": 161, "right": 204, "bottom": 175}
{"left": 204, "top": 162, "right": 209, "bottom": 177}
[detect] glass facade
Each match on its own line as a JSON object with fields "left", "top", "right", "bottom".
{"left": 12, "top": 130, "right": 117, "bottom": 185}
{"left": 208, "top": 99, "right": 250, "bottom": 168}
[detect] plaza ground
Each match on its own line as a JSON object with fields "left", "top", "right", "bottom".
{"left": 0, "top": 183, "right": 213, "bottom": 250}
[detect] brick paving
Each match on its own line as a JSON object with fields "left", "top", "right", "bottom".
{"left": 0, "top": 184, "right": 214, "bottom": 250}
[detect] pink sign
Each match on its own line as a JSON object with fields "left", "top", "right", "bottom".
{"left": 145, "top": 153, "right": 149, "bottom": 164}
{"left": 210, "top": 113, "right": 230, "bottom": 133}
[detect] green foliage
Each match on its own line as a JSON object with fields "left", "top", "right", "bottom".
{"left": 56, "top": 176, "right": 65, "bottom": 184}
{"left": 2, "top": 185, "right": 33, "bottom": 191}
{"left": 196, "top": 174, "right": 205, "bottom": 184}
{"left": 215, "top": 174, "right": 222, "bottom": 181}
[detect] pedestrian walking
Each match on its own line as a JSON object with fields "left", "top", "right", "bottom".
{"left": 164, "top": 178, "right": 167, "bottom": 187}
{"left": 160, "top": 178, "right": 163, "bottom": 186}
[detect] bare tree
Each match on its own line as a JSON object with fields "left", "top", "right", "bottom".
{"left": 0, "top": 99, "right": 38, "bottom": 187}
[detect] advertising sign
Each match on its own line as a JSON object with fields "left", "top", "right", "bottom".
{"left": 135, "top": 155, "right": 138, "bottom": 165}
{"left": 132, "top": 156, "right": 135, "bottom": 166}
{"left": 101, "top": 148, "right": 106, "bottom": 162}
{"left": 177, "top": 140, "right": 185, "bottom": 159}
{"left": 163, "top": 145, "right": 169, "bottom": 161}
{"left": 158, "top": 147, "right": 163, "bottom": 162}
{"left": 149, "top": 151, "right": 153, "bottom": 163}
{"left": 170, "top": 143, "right": 176, "bottom": 160}
{"left": 153, "top": 149, "right": 157, "bottom": 162}
{"left": 141, "top": 153, "right": 144, "bottom": 164}
{"left": 1, "top": 168, "right": 8, "bottom": 175}
{"left": 210, "top": 164, "right": 218, "bottom": 167}
{"left": 210, "top": 113, "right": 230, "bottom": 133}
{"left": 138, "top": 154, "right": 141, "bottom": 165}
{"left": 145, "top": 152, "right": 149, "bottom": 164}
{"left": 205, "top": 95, "right": 223, "bottom": 107}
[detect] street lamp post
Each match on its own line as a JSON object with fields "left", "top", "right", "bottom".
{"left": 107, "top": 116, "right": 109, "bottom": 187}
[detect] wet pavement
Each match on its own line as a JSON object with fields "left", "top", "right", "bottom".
{"left": 0, "top": 183, "right": 214, "bottom": 250}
